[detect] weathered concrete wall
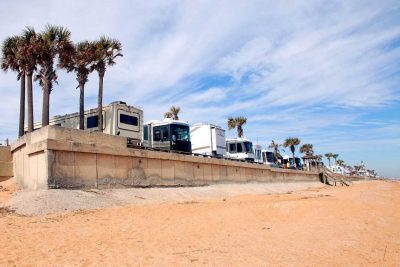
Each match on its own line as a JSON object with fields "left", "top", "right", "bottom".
{"left": 12, "top": 126, "right": 321, "bottom": 190}
{"left": 0, "top": 146, "right": 13, "bottom": 180}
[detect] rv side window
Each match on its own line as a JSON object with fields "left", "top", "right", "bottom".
{"left": 154, "top": 128, "right": 161, "bottom": 141}
{"left": 267, "top": 152, "right": 274, "bottom": 162}
{"left": 87, "top": 115, "right": 98, "bottom": 128}
{"left": 120, "top": 114, "right": 138, "bottom": 126}
{"left": 229, "top": 143, "right": 236, "bottom": 152}
{"left": 161, "top": 127, "right": 169, "bottom": 141}
{"left": 143, "top": 125, "right": 149, "bottom": 140}
{"left": 244, "top": 141, "right": 253, "bottom": 152}
{"left": 237, "top": 143, "right": 243, "bottom": 153}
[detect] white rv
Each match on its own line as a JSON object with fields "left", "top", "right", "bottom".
{"left": 262, "top": 150, "right": 284, "bottom": 167}
{"left": 225, "top": 138, "right": 255, "bottom": 162}
{"left": 261, "top": 150, "right": 275, "bottom": 165}
{"left": 30, "top": 101, "right": 143, "bottom": 142}
{"left": 143, "top": 119, "right": 191, "bottom": 153}
{"left": 253, "top": 144, "right": 263, "bottom": 164}
{"left": 190, "top": 123, "right": 226, "bottom": 157}
{"left": 329, "top": 165, "right": 351, "bottom": 175}
{"left": 282, "top": 155, "right": 303, "bottom": 169}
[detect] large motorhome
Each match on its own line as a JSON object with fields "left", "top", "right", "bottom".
{"left": 30, "top": 101, "right": 143, "bottom": 142}
{"left": 190, "top": 123, "right": 226, "bottom": 157}
{"left": 225, "top": 138, "right": 255, "bottom": 162}
{"left": 142, "top": 119, "right": 191, "bottom": 153}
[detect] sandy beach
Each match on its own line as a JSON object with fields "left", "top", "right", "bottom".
{"left": 1, "top": 179, "right": 399, "bottom": 266}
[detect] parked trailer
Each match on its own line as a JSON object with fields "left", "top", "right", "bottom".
{"left": 226, "top": 138, "right": 255, "bottom": 162}
{"left": 142, "top": 119, "right": 191, "bottom": 153}
{"left": 190, "top": 123, "right": 226, "bottom": 157}
{"left": 30, "top": 101, "right": 143, "bottom": 143}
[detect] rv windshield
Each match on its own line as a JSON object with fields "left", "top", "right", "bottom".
{"left": 244, "top": 141, "right": 253, "bottom": 153}
{"left": 171, "top": 124, "right": 190, "bottom": 142}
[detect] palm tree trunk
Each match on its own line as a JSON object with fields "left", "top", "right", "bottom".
{"left": 79, "top": 82, "right": 85, "bottom": 130}
{"left": 237, "top": 126, "right": 242, "bottom": 138}
{"left": 292, "top": 151, "right": 296, "bottom": 168}
{"left": 27, "top": 74, "right": 34, "bottom": 132}
{"left": 98, "top": 74, "right": 104, "bottom": 133}
{"left": 42, "top": 83, "right": 50, "bottom": 127}
{"left": 18, "top": 74, "right": 26, "bottom": 137}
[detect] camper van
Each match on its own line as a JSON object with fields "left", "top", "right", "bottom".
{"left": 142, "top": 119, "right": 191, "bottom": 153}
{"left": 282, "top": 155, "right": 303, "bottom": 169}
{"left": 253, "top": 144, "right": 263, "bottom": 164}
{"left": 261, "top": 150, "right": 275, "bottom": 165}
{"left": 30, "top": 101, "right": 143, "bottom": 141}
{"left": 225, "top": 138, "right": 255, "bottom": 162}
{"left": 190, "top": 123, "right": 226, "bottom": 157}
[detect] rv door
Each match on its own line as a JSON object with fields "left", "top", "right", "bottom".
{"left": 142, "top": 124, "right": 151, "bottom": 147}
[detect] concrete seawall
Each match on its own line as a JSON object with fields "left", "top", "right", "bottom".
{"left": 11, "top": 126, "right": 322, "bottom": 190}
{"left": 0, "top": 146, "right": 13, "bottom": 181}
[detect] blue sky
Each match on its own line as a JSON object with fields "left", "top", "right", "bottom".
{"left": 0, "top": 0, "right": 399, "bottom": 178}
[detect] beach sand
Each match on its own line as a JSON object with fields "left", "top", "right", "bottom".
{"left": 0, "top": 179, "right": 399, "bottom": 266}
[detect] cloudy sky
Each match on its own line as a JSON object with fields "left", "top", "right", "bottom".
{"left": 0, "top": 0, "right": 399, "bottom": 178}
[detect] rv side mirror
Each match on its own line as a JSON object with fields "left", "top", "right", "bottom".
{"left": 172, "top": 134, "right": 176, "bottom": 142}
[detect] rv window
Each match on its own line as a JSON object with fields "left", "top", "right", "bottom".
{"left": 119, "top": 114, "right": 138, "bottom": 126}
{"left": 267, "top": 152, "right": 275, "bottom": 163}
{"left": 171, "top": 124, "right": 190, "bottom": 141}
{"left": 143, "top": 125, "right": 149, "bottom": 140}
{"left": 244, "top": 141, "right": 253, "bottom": 153}
{"left": 161, "top": 127, "right": 169, "bottom": 141}
{"left": 154, "top": 128, "right": 161, "bottom": 141}
{"left": 237, "top": 143, "right": 243, "bottom": 153}
{"left": 229, "top": 143, "right": 236, "bottom": 152}
{"left": 87, "top": 115, "right": 98, "bottom": 128}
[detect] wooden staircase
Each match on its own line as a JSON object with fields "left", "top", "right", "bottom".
{"left": 322, "top": 167, "right": 351, "bottom": 186}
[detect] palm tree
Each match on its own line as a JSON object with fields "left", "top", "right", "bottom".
{"left": 227, "top": 116, "right": 247, "bottom": 138}
{"left": 66, "top": 41, "right": 96, "bottom": 129}
{"left": 332, "top": 154, "right": 339, "bottom": 166}
{"left": 1, "top": 35, "right": 25, "bottom": 137}
{"left": 164, "top": 106, "right": 181, "bottom": 120}
{"left": 283, "top": 137, "right": 301, "bottom": 167}
{"left": 324, "top": 153, "right": 333, "bottom": 167}
{"left": 91, "top": 37, "right": 122, "bottom": 132}
{"left": 299, "top": 143, "right": 314, "bottom": 156}
{"left": 315, "top": 154, "right": 323, "bottom": 167}
{"left": 268, "top": 140, "right": 283, "bottom": 164}
{"left": 35, "top": 25, "right": 74, "bottom": 127}
{"left": 336, "top": 159, "right": 344, "bottom": 166}
{"left": 19, "top": 27, "right": 39, "bottom": 132}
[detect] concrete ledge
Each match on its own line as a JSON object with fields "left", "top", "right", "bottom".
{"left": 0, "top": 161, "right": 13, "bottom": 177}
{"left": 0, "top": 146, "right": 13, "bottom": 178}
{"left": 12, "top": 126, "right": 322, "bottom": 190}
{"left": 0, "top": 146, "right": 12, "bottom": 161}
